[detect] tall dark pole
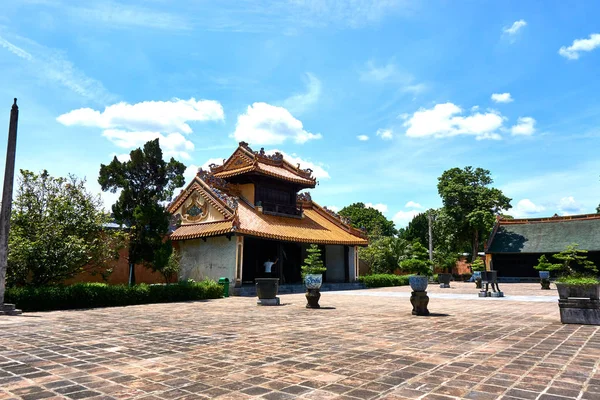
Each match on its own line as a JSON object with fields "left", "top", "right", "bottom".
{"left": 0, "top": 99, "right": 18, "bottom": 307}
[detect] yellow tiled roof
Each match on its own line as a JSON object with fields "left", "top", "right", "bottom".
{"left": 170, "top": 220, "right": 234, "bottom": 241}
{"left": 235, "top": 202, "right": 368, "bottom": 246}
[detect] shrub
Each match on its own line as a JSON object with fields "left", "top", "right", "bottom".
{"left": 5, "top": 280, "right": 223, "bottom": 312}
{"left": 556, "top": 275, "right": 600, "bottom": 285}
{"left": 359, "top": 274, "right": 411, "bottom": 288}
{"left": 301, "top": 244, "right": 326, "bottom": 278}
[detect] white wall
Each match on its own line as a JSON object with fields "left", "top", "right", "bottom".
{"left": 179, "top": 236, "right": 237, "bottom": 285}
{"left": 325, "top": 245, "right": 345, "bottom": 282}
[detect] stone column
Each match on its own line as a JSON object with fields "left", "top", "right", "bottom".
{"left": 0, "top": 99, "right": 21, "bottom": 315}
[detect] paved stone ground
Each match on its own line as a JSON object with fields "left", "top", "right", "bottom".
{"left": 1, "top": 283, "right": 599, "bottom": 400}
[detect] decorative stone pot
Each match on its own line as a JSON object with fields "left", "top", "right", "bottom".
{"left": 539, "top": 271, "right": 551, "bottom": 290}
{"left": 438, "top": 273, "right": 451, "bottom": 288}
{"left": 409, "top": 276, "right": 429, "bottom": 316}
{"left": 556, "top": 283, "right": 600, "bottom": 325}
{"left": 556, "top": 283, "right": 599, "bottom": 300}
{"left": 255, "top": 278, "right": 280, "bottom": 306}
{"left": 304, "top": 274, "right": 323, "bottom": 289}
{"left": 304, "top": 274, "right": 323, "bottom": 308}
{"left": 409, "top": 275, "right": 428, "bottom": 292}
{"left": 473, "top": 271, "right": 482, "bottom": 289}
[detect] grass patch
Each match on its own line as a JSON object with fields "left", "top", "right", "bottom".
{"left": 5, "top": 280, "right": 223, "bottom": 312}
{"left": 359, "top": 274, "right": 412, "bottom": 288}
{"left": 556, "top": 276, "right": 600, "bottom": 285}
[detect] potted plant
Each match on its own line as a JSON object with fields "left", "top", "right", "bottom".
{"left": 533, "top": 255, "right": 553, "bottom": 290}
{"left": 301, "top": 244, "right": 327, "bottom": 309}
{"left": 434, "top": 251, "right": 456, "bottom": 289}
{"left": 471, "top": 259, "right": 485, "bottom": 289}
{"left": 542, "top": 244, "right": 599, "bottom": 325}
{"left": 400, "top": 242, "right": 433, "bottom": 316}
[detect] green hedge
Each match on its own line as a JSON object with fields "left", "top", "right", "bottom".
{"left": 359, "top": 274, "right": 412, "bottom": 288}
{"left": 5, "top": 280, "right": 223, "bottom": 312}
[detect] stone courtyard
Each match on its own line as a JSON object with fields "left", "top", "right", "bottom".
{"left": 1, "top": 283, "right": 599, "bottom": 400}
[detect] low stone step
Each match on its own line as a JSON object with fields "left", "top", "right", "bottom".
{"left": 0, "top": 304, "right": 22, "bottom": 316}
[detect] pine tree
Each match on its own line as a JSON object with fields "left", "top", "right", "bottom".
{"left": 301, "top": 244, "right": 326, "bottom": 277}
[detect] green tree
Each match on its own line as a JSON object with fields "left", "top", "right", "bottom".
{"left": 153, "top": 247, "right": 181, "bottom": 284}
{"left": 400, "top": 241, "right": 432, "bottom": 276}
{"left": 99, "top": 139, "right": 185, "bottom": 285}
{"left": 547, "top": 244, "right": 598, "bottom": 277}
{"left": 301, "top": 244, "right": 326, "bottom": 277}
{"left": 338, "top": 202, "right": 397, "bottom": 238}
{"left": 433, "top": 250, "right": 459, "bottom": 273}
{"left": 533, "top": 255, "right": 555, "bottom": 272}
{"left": 437, "top": 166, "right": 512, "bottom": 261}
{"left": 402, "top": 211, "right": 430, "bottom": 247}
{"left": 7, "top": 170, "right": 124, "bottom": 286}
{"left": 359, "top": 236, "right": 409, "bottom": 275}
{"left": 470, "top": 259, "right": 485, "bottom": 272}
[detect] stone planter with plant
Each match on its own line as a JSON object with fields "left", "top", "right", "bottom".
{"left": 471, "top": 259, "right": 485, "bottom": 289}
{"left": 301, "top": 244, "right": 327, "bottom": 309}
{"left": 534, "top": 244, "right": 599, "bottom": 325}
{"left": 534, "top": 255, "right": 553, "bottom": 290}
{"left": 400, "top": 242, "right": 433, "bottom": 316}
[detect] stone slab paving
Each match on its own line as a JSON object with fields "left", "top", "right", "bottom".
{"left": 0, "top": 283, "right": 599, "bottom": 400}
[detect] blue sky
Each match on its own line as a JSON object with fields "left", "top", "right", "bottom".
{"left": 1, "top": 0, "right": 599, "bottom": 227}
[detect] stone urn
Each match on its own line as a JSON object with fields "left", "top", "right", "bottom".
{"left": 409, "top": 275, "right": 429, "bottom": 316}
{"left": 539, "top": 271, "right": 551, "bottom": 290}
{"left": 255, "top": 278, "right": 280, "bottom": 306}
{"left": 438, "top": 273, "right": 451, "bottom": 288}
{"left": 473, "top": 271, "right": 482, "bottom": 289}
{"left": 556, "top": 283, "right": 600, "bottom": 325}
{"left": 305, "top": 274, "right": 322, "bottom": 308}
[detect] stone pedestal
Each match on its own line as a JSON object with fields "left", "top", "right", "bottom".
{"left": 540, "top": 279, "right": 551, "bottom": 290}
{"left": 478, "top": 291, "right": 489, "bottom": 297}
{"left": 257, "top": 297, "right": 280, "bottom": 306}
{"left": 305, "top": 289, "right": 321, "bottom": 309}
{"left": 559, "top": 299, "right": 600, "bottom": 325}
{"left": 490, "top": 291, "right": 504, "bottom": 298}
{"left": 0, "top": 303, "right": 22, "bottom": 316}
{"left": 439, "top": 284, "right": 450, "bottom": 288}
{"left": 410, "top": 291, "right": 429, "bottom": 316}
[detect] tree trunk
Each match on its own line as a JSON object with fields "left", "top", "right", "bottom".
{"left": 472, "top": 230, "right": 479, "bottom": 262}
{"left": 129, "top": 262, "right": 136, "bottom": 286}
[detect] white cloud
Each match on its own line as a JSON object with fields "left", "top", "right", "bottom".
{"left": 559, "top": 33, "right": 600, "bottom": 60}
{"left": 233, "top": 102, "right": 322, "bottom": 145}
{"left": 184, "top": 164, "right": 199, "bottom": 185}
{"left": 404, "top": 102, "right": 505, "bottom": 140}
{"left": 515, "top": 199, "right": 545, "bottom": 216}
{"left": 405, "top": 201, "right": 423, "bottom": 209}
{"left": 102, "top": 130, "right": 194, "bottom": 160}
{"left": 491, "top": 93, "right": 513, "bottom": 103}
{"left": 266, "top": 149, "right": 330, "bottom": 179}
{"left": 511, "top": 117, "right": 536, "bottom": 136}
{"left": 57, "top": 98, "right": 224, "bottom": 134}
{"left": 109, "top": 152, "right": 130, "bottom": 162}
{"left": 393, "top": 210, "right": 421, "bottom": 228}
{"left": 326, "top": 205, "right": 340, "bottom": 213}
{"left": 0, "top": 34, "right": 113, "bottom": 103}
{"left": 376, "top": 128, "right": 393, "bottom": 140}
{"left": 503, "top": 19, "right": 527, "bottom": 36}
{"left": 558, "top": 196, "right": 584, "bottom": 215}
{"left": 282, "top": 73, "right": 321, "bottom": 115}
{"left": 365, "top": 203, "right": 388, "bottom": 213}
{"left": 200, "top": 158, "right": 224, "bottom": 170}
{"left": 357, "top": 135, "right": 369, "bottom": 141}
{"left": 360, "top": 60, "right": 426, "bottom": 94}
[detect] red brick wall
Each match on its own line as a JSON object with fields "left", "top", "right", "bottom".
{"left": 65, "top": 247, "right": 177, "bottom": 285}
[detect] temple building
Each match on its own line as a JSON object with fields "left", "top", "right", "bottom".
{"left": 167, "top": 142, "right": 368, "bottom": 291}
{"left": 485, "top": 213, "right": 600, "bottom": 279}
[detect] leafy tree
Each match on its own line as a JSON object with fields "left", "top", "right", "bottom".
{"left": 338, "top": 202, "right": 397, "bottom": 238}
{"left": 359, "top": 236, "right": 409, "bottom": 275}
{"left": 301, "top": 244, "right": 326, "bottom": 277}
{"left": 402, "top": 211, "right": 430, "bottom": 247}
{"left": 7, "top": 170, "right": 124, "bottom": 286}
{"left": 437, "top": 166, "right": 512, "bottom": 261}
{"left": 153, "top": 247, "right": 181, "bottom": 284}
{"left": 470, "top": 259, "right": 485, "bottom": 272}
{"left": 433, "top": 250, "right": 459, "bottom": 273}
{"left": 99, "top": 139, "right": 185, "bottom": 285}
{"left": 544, "top": 244, "right": 598, "bottom": 277}
{"left": 533, "top": 255, "right": 555, "bottom": 272}
{"left": 400, "top": 241, "right": 432, "bottom": 276}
